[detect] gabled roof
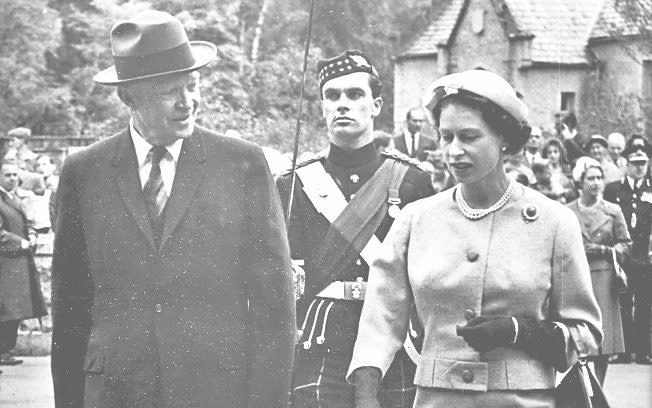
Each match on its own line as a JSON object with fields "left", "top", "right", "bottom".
{"left": 504, "top": 0, "right": 604, "bottom": 65}
{"left": 591, "top": 0, "right": 651, "bottom": 40}
{"left": 400, "top": 0, "right": 467, "bottom": 57}
{"left": 399, "top": 0, "right": 619, "bottom": 65}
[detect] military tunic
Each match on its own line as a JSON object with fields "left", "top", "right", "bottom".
{"left": 604, "top": 176, "right": 652, "bottom": 357}
{"left": 276, "top": 142, "right": 434, "bottom": 408}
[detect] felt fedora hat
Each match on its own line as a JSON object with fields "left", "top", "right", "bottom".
{"left": 94, "top": 10, "right": 217, "bottom": 85}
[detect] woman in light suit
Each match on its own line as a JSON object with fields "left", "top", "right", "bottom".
{"left": 567, "top": 164, "right": 630, "bottom": 385}
{"left": 346, "top": 70, "right": 603, "bottom": 408}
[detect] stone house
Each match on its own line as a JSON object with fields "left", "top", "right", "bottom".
{"left": 394, "top": 0, "right": 652, "bottom": 137}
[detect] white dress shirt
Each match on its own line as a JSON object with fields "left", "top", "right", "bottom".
{"left": 130, "top": 120, "right": 184, "bottom": 196}
{"left": 403, "top": 128, "right": 420, "bottom": 156}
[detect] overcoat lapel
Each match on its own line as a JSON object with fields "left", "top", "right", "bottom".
{"left": 3, "top": 192, "right": 25, "bottom": 215}
{"left": 112, "top": 130, "right": 157, "bottom": 252}
{"left": 159, "top": 131, "right": 207, "bottom": 250}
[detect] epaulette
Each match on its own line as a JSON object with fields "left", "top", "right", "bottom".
{"left": 278, "top": 151, "right": 327, "bottom": 177}
{"left": 381, "top": 147, "right": 430, "bottom": 172}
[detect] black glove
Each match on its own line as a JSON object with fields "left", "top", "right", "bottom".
{"left": 513, "top": 318, "right": 566, "bottom": 369}
{"left": 456, "top": 316, "right": 516, "bottom": 352}
{"left": 350, "top": 366, "right": 382, "bottom": 408}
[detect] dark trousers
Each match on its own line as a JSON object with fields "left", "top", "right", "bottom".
{"left": 292, "top": 348, "right": 415, "bottom": 408}
{"left": 0, "top": 320, "right": 20, "bottom": 353}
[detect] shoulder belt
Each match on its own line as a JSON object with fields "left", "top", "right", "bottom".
{"left": 297, "top": 158, "right": 409, "bottom": 292}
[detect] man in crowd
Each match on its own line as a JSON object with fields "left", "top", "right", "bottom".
{"left": 0, "top": 161, "right": 47, "bottom": 370}
{"left": 277, "top": 50, "right": 434, "bottom": 408}
{"left": 604, "top": 142, "right": 652, "bottom": 365}
{"left": 4, "top": 128, "right": 46, "bottom": 196}
{"left": 523, "top": 126, "right": 543, "bottom": 166}
{"left": 51, "top": 10, "right": 295, "bottom": 408}
{"left": 607, "top": 132, "right": 627, "bottom": 175}
{"left": 393, "top": 106, "right": 437, "bottom": 161}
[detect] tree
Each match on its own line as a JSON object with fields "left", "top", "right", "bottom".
{"left": 0, "top": 1, "right": 68, "bottom": 134}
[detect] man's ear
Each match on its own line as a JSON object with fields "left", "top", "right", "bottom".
{"left": 371, "top": 97, "right": 383, "bottom": 118}
{"left": 117, "top": 86, "right": 135, "bottom": 109}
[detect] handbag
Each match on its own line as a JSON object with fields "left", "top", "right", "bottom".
{"left": 611, "top": 247, "right": 629, "bottom": 295}
{"left": 556, "top": 359, "right": 611, "bottom": 408}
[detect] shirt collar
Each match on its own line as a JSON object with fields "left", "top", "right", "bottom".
{"left": 129, "top": 119, "right": 184, "bottom": 167}
{"left": 327, "top": 142, "right": 379, "bottom": 169}
{"left": 403, "top": 128, "right": 420, "bottom": 140}
{"left": 626, "top": 176, "right": 643, "bottom": 190}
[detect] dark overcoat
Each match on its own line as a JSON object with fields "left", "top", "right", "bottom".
{"left": 0, "top": 192, "right": 47, "bottom": 323}
{"left": 51, "top": 125, "right": 295, "bottom": 408}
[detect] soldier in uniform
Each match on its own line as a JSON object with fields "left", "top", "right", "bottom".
{"left": 276, "top": 50, "right": 435, "bottom": 408}
{"left": 604, "top": 143, "right": 652, "bottom": 364}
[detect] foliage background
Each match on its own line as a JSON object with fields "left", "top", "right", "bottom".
{"left": 0, "top": 0, "right": 436, "bottom": 154}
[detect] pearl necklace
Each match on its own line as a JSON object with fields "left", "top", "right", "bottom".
{"left": 455, "top": 180, "right": 517, "bottom": 220}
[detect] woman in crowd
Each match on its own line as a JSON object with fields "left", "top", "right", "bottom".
{"left": 567, "top": 164, "right": 631, "bottom": 385}
{"left": 541, "top": 138, "right": 577, "bottom": 202}
{"left": 585, "top": 134, "right": 621, "bottom": 184}
{"left": 346, "top": 70, "right": 602, "bottom": 407}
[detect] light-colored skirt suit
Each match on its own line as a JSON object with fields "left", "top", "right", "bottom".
{"left": 348, "top": 186, "right": 603, "bottom": 407}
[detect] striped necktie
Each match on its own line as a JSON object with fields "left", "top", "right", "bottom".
{"left": 143, "top": 146, "right": 169, "bottom": 237}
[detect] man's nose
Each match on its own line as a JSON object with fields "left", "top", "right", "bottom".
{"left": 175, "top": 89, "right": 192, "bottom": 110}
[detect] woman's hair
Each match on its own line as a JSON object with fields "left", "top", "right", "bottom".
{"left": 433, "top": 92, "right": 531, "bottom": 155}
{"left": 580, "top": 164, "right": 604, "bottom": 183}
{"left": 541, "top": 138, "right": 569, "bottom": 165}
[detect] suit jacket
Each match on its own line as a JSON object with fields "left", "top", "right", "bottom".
{"left": 348, "top": 186, "right": 602, "bottom": 400}
{"left": 392, "top": 131, "right": 438, "bottom": 161}
{"left": 0, "top": 191, "right": 46, "bottom": 323}
{"left": 51, "top": 126, "right": 295, "bottom": 408}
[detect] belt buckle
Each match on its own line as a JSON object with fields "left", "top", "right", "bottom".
{"left": 344, "top": 277, "right": 366, "bottom": 300}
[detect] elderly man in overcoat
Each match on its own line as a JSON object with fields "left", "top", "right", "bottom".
{"left": 51, "top": 10, "right": 295, "bottom": 408}
{"left": 0, "top": 161, "right": 47, "bottom": 367}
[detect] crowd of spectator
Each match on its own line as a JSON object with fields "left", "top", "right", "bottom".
{"left": 0, "top": 127, "right": 59, "bottom": 370}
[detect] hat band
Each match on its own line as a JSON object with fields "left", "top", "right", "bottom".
{"left": 114, "top": 42, "right": 196, "bottom": 81}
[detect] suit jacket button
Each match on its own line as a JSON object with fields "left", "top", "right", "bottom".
{"left": 464, "top": 309, "right": 476, "bottom": 320}
{"left": 466, "top": 250, "right": 479, "bottom": 262}
{"left": 155, "top": 303, "right": 162, "bottom": 313}
{"left": 462, "top": 369, "right": 474, "bottom": 383}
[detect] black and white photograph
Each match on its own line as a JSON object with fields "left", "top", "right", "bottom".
{"left": 0, "top": 1, "right": 650, "bottom": 407}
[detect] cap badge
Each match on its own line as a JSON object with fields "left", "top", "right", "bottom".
{"left": 351, "top": 55, "right": 370, "bottom": 68}
{"left": 522, "top": 204, "right": 539, "bottom": 223}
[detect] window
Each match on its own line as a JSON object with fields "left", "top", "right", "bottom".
{"left": 561, "top": 92, "right": 575, "bottom": 112}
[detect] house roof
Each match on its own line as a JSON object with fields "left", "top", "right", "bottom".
{"left": 399, "top": 0, "right": 640, "bottom": 65}
{"left": 591, "top": 0, "right": 651, "bottom": 40}
{"left": 400, "top": 0, "right": 467, "bottom": 57}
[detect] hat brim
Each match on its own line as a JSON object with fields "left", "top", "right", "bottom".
{"left": 93, "top": 41, "right": 217, "bottom": 85}
{"left": 585, "top": 139, "right": 608, "bottom": 150}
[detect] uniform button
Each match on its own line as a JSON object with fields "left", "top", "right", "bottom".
{"left": 155, "top": 303, "right": 162, "bottom": 313}
{"left": 462, "top": 370, "right": 474, "bottom": 383}
{"left": 350, "top": 174, "right": 360, "bottom": 183}
{"left": 355, "top": 258, "right": 362, "bottom": 266}
{"left": 350, "top": 194, "right": 356, "bottom": 200}
{"left": 464, "top": 309, "right": 476, "bottom": 320}
{"left": 466, "top": 250, "right": 479, "bottom": 262}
